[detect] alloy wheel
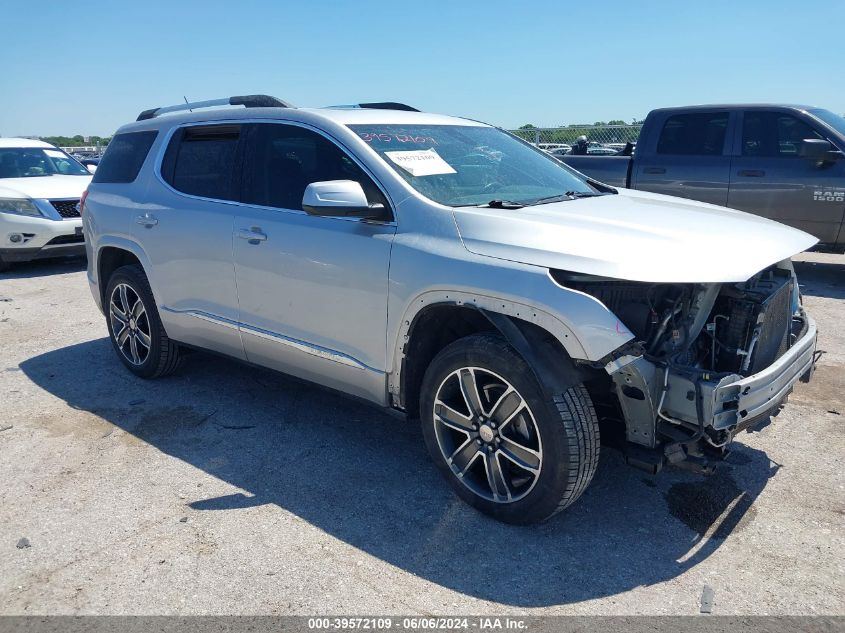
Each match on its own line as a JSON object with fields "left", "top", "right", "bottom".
{"left": 432, "top": 367, "right": 543, "bottom": 503}
{"left": 109, "top": 283, "right": 151, "bottom": 366}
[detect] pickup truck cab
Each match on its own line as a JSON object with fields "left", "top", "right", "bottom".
{"left": 561, "top": 105, "right": 845, "bottom": 252}
{"left": 84, "top": 96, "right": 818, "bottom": 524}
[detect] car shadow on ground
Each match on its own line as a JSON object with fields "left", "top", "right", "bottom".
{"left": 20, "top": 339, "right": 780, "bottom": 607}
{"left": 0, "top": 257, "right": 86, "bottom": 281}
{"left": 794, "top": 258, "right": 845, "bottom": 300}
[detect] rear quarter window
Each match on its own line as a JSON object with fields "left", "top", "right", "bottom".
{"left": 92, "top": 131, "right": 158, "bottom": 183}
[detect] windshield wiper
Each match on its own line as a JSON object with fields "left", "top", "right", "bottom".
{"left": 478, "top": 199, "right": 525, "bottom": 209}
{"left": 567, "top": 191, "right": 606, "bottom": 198}
{"left": 527, "top": 191, "right": 607, "bottom": 206}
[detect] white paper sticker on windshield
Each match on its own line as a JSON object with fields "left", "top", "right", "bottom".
{"left": 384, "top": 149, "right": 456, "bottom": 177}
{"left": 44, "top": 149, "right": 67, "bottom": 158}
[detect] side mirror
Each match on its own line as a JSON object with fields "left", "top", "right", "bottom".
{"left": 799, "top": 138, "right": 842, "bottom": 162}
{"left": 302, "top": 180, "right": 386, "bottom": 219}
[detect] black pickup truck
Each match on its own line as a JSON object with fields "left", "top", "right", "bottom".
{"left": 561, "top": 104, "right": 845, "bottom": 252}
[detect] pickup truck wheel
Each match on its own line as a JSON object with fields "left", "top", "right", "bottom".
{"left": 104, "top": 264, "right": 182, "bottom": 379}
{"left": 420, "top": 333, "right": 600, "bottom": 524}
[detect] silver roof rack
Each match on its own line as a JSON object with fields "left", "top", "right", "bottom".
{"left": 136, "top": 95, "right": 294, "bottom": 121}
{"left": 327, "top": 102, "right": 420, "bottom": 112}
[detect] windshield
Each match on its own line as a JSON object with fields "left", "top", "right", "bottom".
{"left": 809, "top": 109, "right": 845, "bottom": 138}
{"left": 348, "top": 124, "right": 598, "bottom": 207}
{"left": 0, "top": 147, "right": 90, "bottom": 179}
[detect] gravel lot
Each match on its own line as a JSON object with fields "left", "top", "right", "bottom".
{"left": 1, "top": 253, "right": 843, "bottom": 616}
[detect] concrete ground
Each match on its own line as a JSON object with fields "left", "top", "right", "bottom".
{"left": 0, "top": 253, "right": 842, "bottom": 615}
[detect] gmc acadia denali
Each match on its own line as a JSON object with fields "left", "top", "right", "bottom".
{"left": 83, "top": 95, "right": 818, "bottom": 524}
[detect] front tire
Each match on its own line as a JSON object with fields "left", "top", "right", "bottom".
{"left": 420, "top": 333, "right": 600, "bottom": 524}
{"left": 104, "top": 264, "right": 182, "bottom": 378}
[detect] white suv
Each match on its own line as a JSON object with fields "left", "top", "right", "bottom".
{"left": 0, "top": 138, "right": 91, "bottom": 271}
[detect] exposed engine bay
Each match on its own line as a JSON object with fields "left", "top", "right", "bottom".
{"left": 552, "top": 262, "right": 816, "bottom": 473}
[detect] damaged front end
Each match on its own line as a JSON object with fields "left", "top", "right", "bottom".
{"left": 555, "top": 262, "right": 818, "bottom": 473}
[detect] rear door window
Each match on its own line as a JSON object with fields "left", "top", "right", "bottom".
{"left": 741, "top": 112, "right": 825, "bottom": 157}
{"left": 656, "top": 112, "right": 729, "bottom": 156}
{"left": 93, "top": 131, "right": 158, "bottom": 183}
{"left": 161, "top": 125, "right": 241, "bottom": 201}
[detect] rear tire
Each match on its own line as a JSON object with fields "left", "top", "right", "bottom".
{"left": 420, "top": 333, "right": 600, "bottom": 524}
{"left": 104, "top": 264, "right": 182, "bottom": 378}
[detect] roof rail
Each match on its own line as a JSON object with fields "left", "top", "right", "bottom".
{"left": 357, "top": 102, "right": 420, "bottom": 112}
{"left": 327, "top": 102, "right": 420, "bottom": 112}
{"left": 136, "top": 95, "right": 294, "bottom": 122}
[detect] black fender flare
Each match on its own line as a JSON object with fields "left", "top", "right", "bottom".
{"left": 479, "top": 309, "right": 585, "bottom": 399}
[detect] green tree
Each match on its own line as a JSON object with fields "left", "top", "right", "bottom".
{"left": 38, "top": 135, "right": 111, "bottom": 148}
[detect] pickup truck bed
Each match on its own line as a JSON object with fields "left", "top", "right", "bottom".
{"left": 563, "top": 155, "right": 631, "bottom": 189}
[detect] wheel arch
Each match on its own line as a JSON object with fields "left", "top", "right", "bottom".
{"left": 95, "top": 238, "right": 154, "bottom": 307}
{"left": 392, "top": 291, "right": 591, "bottom": 417}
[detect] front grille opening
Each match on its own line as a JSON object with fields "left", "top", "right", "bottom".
{"left": 748, "top": 277, "right": 792, "bottom": 373}
{"left": 710, "top": 269, "right": 794, "bottom": 374}
{"left": 50, "top": 199, "right": 81, "bottom": 218}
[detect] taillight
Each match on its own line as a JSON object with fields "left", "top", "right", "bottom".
{"left": 79, "top": 189, "right": 89, "bottom": 215}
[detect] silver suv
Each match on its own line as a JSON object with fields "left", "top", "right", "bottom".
{"left": 84, "top": 95, "right": 819, "bottom": 524}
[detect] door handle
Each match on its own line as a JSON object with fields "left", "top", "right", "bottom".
{"left": 237, "top": 227, "right": 267, "bottom": 243}
{"left": 643, "top": 167, "right": 666, "bottom": 174}
{"left": 134, "top": 213, "right": 158, "bottom": 228}
{"left": 737, "top": 169, "right": 766, "bottom": 177}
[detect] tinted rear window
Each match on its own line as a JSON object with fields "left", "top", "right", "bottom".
{"left": 92, "top": 131, "right": 158, "bottom": 183}
{"left": 656, "top": 112, "right": 729, "bottom": 156}
{"left": 161, "top": 125, "right": 240, "bottom": 201}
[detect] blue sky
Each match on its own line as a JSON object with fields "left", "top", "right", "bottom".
{"left": 3, "top": 0, "right": 844, "bottom": 136}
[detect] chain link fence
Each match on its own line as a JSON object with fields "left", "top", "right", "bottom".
{"left": 60, "top": 145, "right": 102, "bottom": 155}
{"left": 507, "top": 124, "right": 642, "bottom": 154}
